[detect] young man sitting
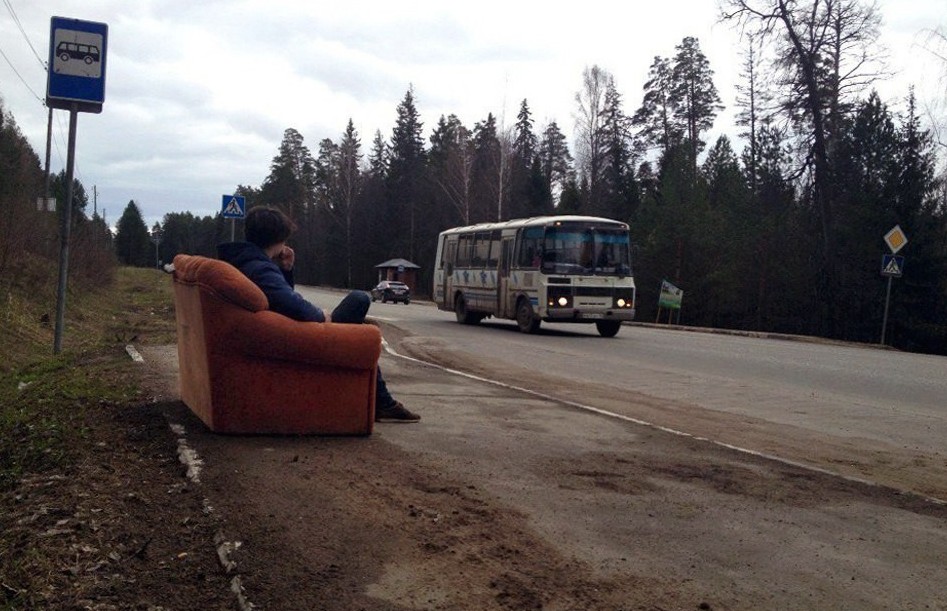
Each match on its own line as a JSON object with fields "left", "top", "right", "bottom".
{"left": 218, "top": 205, "right": 420, "bottom": 423}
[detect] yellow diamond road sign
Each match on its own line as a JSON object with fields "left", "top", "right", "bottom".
{"left": 883, "top": 225, "right": 907, "bottom": 254}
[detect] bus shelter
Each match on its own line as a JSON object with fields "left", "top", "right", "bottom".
{"left": 374, "top": 258, "right": 421, "bottom": 294}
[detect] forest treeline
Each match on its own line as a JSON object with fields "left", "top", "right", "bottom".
{"left": 4, "top": 1, "right": 946, "bottom": 354}
{"left": 0, "top": 101, "right": 113, "bottom": 295}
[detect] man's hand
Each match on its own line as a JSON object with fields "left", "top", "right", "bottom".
{"left": 275, "top": 245, "right": 295, "bottom": 271}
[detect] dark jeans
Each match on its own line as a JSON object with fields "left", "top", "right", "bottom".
{"left": 330, "top": 290, "right": 396, "bottom": 408}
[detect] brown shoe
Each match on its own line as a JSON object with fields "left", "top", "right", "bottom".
{"left": 375, "top": 401, "right": 420, "bottom": 423}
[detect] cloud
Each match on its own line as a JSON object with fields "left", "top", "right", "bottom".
{"left": 1, "top": 0, "right": 943, "bottom": 228}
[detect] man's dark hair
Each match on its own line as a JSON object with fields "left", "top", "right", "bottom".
{"left": 245, "top": 205, "right": 297, "bottom": 249}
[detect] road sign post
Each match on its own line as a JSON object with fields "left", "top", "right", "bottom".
{"left": 47, "top": 17, "right": 108, "bottom": 354}
{"left": 879, "top": 227, "right": 908, "bottom": 346}
{"left": 221, "top": 195, "right": 246, "bottom": 240}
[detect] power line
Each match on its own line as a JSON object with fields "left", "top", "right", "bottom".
{"left": 4, "top": 3, "right": 91, "bottom": 197}
{"left": 0, "top": 43, "right": 43, "bottom": 103}
{"left": 3, "top": 0, "right": 46, "bottom": 70}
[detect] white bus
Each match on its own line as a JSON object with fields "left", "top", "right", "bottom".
{"left": 433, "top": 215, "right": 636, "bottom": 337}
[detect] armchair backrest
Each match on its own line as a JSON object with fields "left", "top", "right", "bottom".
{"left": 172, "top": 254, "right": 268, "bottom": 312}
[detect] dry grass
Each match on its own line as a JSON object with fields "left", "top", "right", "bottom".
{"left": 0, "top": 265, "right": 175, "bottom": 371}
{"left": 0, "top": 266, "right": 230, "bottom": 610}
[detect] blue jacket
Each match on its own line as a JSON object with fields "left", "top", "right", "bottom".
{"left": 217, "top": 242, "right": 326, "bottom": 323}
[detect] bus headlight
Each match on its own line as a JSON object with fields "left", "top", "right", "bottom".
{"left": 547, "top": 289, "right": 572, "bottom": 308}
{"left": 614, "top": 291, "right": 635, "bottom": 309}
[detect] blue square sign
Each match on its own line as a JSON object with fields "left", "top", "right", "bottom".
{"left": 47, "top": 17, "right": 108, "bottom": 113}
{"left": 881, "top": 254, "right": 904, "bottom": 277}
{"left": 222, "top": 195, "right": 246, "bottom": 219}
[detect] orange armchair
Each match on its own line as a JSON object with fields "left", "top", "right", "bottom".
{"left": 171, "top": 254, "right": 380, "bottom": 435}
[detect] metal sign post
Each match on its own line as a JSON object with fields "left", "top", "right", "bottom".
{"left": 221, "top": 194, "right": 246, "bottom": 240}
{"left": 879, "top": 227, "right": 908, "bottom": 346}
{"left": 48, "top": 17, "right": 108, "bottom": 354}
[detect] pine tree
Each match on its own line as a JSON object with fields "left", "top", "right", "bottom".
{"left": 633, "top": 56, "right": 682, "bottom": 155}
{"left": 892, "top": 90, "right": 947, "bottom": 352}
{"left": 600, "top": 80, "right": 638, "bottom": 221}
{"left": 114, "top": 200, "right": 151, "bottom": 267}
{"left": 429, "top": 114, "right": 473, "bottom": 225}
{"left": 512, "top": 99, "right": 537, "bottom": 163}
{"left": 387, "top": 87, "right": 427, "bottom": 261}
{"left": 537, "top": 121, "right": 573, "bottom": 209}
{"left": 471, "top": 113, "right": 502, "bottom": 222}
{"left": 671, "top": 37, "right": 723, "bottom": 173}
{"left": 260, "top": 128, "right": 317, "bottom": 220}
{"left": 509, "top": 99, "right": 542, "bottom": 219}
{"left": 329, "top": 119, "right": 364, "bottom": 287}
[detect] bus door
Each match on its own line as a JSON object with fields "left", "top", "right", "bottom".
{"left": 497, "top": 237, "right": 514, "bottom": 317}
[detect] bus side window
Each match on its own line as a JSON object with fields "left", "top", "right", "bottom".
{"left": 487, "top": 230, "right": 500, "bottom": 268}
{"left": 470, "top": 233, "right": 482, "bottom": 267}
{"left": 443, "top": 239, "right": 457, "bottom": 274}
{"left": 517, "top": 228, "right": 543, "bottom": 268}
{"left": 457, "top": 235, "right": 471, "bottom": 267}
{"left": 515, "top": 240, "right": 529, "bottom": 267}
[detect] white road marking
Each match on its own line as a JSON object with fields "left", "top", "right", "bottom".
{"left": 381, "top": 339, "right": 946, "bottom": 507}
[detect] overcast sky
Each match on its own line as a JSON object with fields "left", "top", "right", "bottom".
{"left": 1, "top": 1, "right": 944, "bottom": 228}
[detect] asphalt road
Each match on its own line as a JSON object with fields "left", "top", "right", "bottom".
{"left": 305, "top": 287, "right": 947, "bottom": 450}
{"left": 300, "top": 285, "right": 947, "bottom": 499}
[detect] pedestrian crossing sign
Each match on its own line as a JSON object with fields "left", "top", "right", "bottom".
{"left": 221, "top": 194, "right": 246, "bottom": 219}
{"left": 881, "top": 254, "right": 904, "bottom": 277}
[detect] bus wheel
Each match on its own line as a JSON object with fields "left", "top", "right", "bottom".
{"left": 455, "top": 294, "right": 479, "bottom": 324}
{"left": 596, "top": 320, "right": 621, "bottom": 337}
{"left": 516, "top": 298, "right": 540, "bottom": 334}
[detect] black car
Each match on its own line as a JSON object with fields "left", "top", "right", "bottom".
{"left": 371, "top": 280, "right": 410, "bottom": 304}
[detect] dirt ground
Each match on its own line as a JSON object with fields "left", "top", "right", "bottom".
{"left": 7, "top": 325, "right": 947, "bottom": 610}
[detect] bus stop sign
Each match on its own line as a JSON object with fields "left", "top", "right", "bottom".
{"left": 47, "top": 17, "right": 108, "bottom": 113}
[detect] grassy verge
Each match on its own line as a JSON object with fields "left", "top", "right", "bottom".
{"left": 0, "top": 267, "right": 175, "bottom": 492}
{"left": 0, "top": 266, "right": 209, "bottom": 609}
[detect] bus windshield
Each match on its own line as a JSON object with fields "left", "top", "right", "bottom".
{"left": 541, "top": 226, "right": 631, "bottom": 276}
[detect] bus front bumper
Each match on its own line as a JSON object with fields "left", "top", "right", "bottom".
{"left": 544, "top": 308, "right": 636, "bottom": 322}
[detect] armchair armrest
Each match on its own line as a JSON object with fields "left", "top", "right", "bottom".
{"left": 218, "top": 309, "right": 382, "bottom": 370}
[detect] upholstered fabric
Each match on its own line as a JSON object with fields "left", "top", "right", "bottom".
{"left": 172, "top": 254, "right": 380, "bottom": 435}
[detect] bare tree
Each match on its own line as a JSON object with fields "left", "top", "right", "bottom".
{"left": 735, "top": 34, "right": 768, "bottom": 189}
{"left": 720, "top": 0, "right": 885, "bottom": 335}
{"left": 917, "top": 27, "right": 947, "bottom": 152}
{"left": 574, "top": 65, "right": 611, "bottom": 212}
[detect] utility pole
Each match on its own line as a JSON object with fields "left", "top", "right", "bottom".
{"left": 53, "top": 104, "right": 79, "bottom": 354}
{"left": 44, "top": 106, "right": 53, "bottom": 199}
